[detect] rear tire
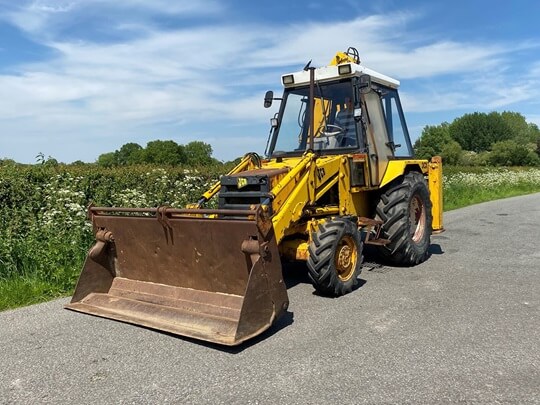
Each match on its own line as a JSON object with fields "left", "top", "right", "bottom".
{"left": 307, "top": 218, "right": 363, "bottom": 296}
{"left": 375, "top": 171, "right": 432, "bottom": 265}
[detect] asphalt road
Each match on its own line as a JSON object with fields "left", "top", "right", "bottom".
{"left": 1, "top": 193, "right": 539, "bottom": 404}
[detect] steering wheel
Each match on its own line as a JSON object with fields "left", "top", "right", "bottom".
{"left": 320, "top": 124, "right": 344, "bottom": 137}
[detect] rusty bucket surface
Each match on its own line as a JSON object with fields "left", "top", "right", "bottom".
{"left": 66, "top": 207, "right": 289, "bottom": 346}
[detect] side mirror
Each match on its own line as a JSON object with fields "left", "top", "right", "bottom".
{"left": 358, "top": 74, "right": 371, "bottom": 94}
{"left": 264, "top": 90, "right": 274, "bottom": 108}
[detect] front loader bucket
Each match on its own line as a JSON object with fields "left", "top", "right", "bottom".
{"left": 66, "top": 206, "right": 289, "bottom": 346}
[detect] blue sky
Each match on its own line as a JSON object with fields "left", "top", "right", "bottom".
{"left": 1, "top": 0, "right": 540, "bottom": 163}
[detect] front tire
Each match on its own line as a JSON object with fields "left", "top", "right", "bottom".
{"left": 375, "top": 171, "right": 432, "bottom": 265}
{"left": 307, "top": 218, "right": 363, "bottom": 296}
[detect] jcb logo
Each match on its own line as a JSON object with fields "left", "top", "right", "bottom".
{"left": 316, "top": 167, "right": 326, "bottom": 182}
{"left": 237, "top": 177, "right": 248, "bottom": 189}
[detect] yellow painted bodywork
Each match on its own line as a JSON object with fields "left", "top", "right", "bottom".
{"left": 428, "top": 156, "right": 444, "bottom": 232}
{"left": 197, "top": 151, "right": 444, "bottom": 260}
{"left": 328, "top": 51, "right": 358, "bottom": 66}
{"left": 312, "top": 98, "right": 332, "bottom": 138}
{"left": 379, "top": 159, "right": 428, "bottom": 188}
{"left": 378, "top": 157, "right": 444, "bottom": 232}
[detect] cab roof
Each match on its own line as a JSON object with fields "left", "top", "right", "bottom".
{"left": 281, "top": 63, "right": 400, "bottom": 89}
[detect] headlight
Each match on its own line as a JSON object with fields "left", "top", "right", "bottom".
{"left": 282, "top": 74, "right": 294, "bottom": 85}
{"left": 338, "top": 64, "right": 352, "bottom": 75}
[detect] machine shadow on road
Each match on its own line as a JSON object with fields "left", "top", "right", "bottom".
{"left": 361, "top": 242, "right": 444, "bottom": 270}
{"left": 163, "top": 259, "right": 374, "bottom": 352}
{"left": 281, "top": 261, "right": 367, "bottom": 296}
{"left": 428, "top": 243, "right": 444, "bottom": 255}
{"left": 282, "top": 261, "right": 312, "bottom": 289}
{"left": 144, "top": 242, "right": 445, "bottom": 352}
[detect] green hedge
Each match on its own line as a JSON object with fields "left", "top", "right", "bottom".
{"left": 0, "top": 163, "right": 220, "bottom": 309}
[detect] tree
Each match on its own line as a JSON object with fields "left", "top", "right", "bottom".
{"left": 500, "top": 111, "right": 531, "bottom": 144}
{"left": 144, "top": 140, "right": 186, "bottom": 165}
{"left": 529, "top": 123, "right": 540, "bottom": 157}
{"left": 528, "top": 123, "right": 540, "bottom": 143}
{"left": 97, "top": 152, "right": 118, "bottom": 167}
{"left": 440, "top": 141, "right": 463, "bottom": 165}
{"left": 488, "top": 140, "right": 540, "bottom": 166}
{"left": 117, "top": 143, "right": 144, "bottom": 165}
{"left": 413, "top": 123, "right": 452, "bottom": 159}
{"left": 43, "top": 156, "right": 59, "bottom": 166}
{"left": 449, "top": 112, "right": 512, "bottom": 152}
{"left": 0, "top": 158, "right": 16, "bottom": 166}
{"left": 184, "top": 141, "right": 216, "bottom": 166}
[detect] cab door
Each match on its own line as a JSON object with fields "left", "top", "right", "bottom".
{"left": 362, "top": 90, "right": 394, "bottom": 186}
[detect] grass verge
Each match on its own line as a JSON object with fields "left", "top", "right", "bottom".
{"left": 0, "top": 275, "right": 69, "bottom": 311}
{"left": 443, "top": 167, "right": 540, "bottom": 210}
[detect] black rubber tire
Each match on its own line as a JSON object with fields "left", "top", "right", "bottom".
{"left": 307, "top": 218, "right": 363, "bottom": 296}
{"left": 375, "top": 171, "right": 432, "bottom": 265}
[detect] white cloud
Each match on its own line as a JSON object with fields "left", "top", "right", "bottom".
{"left": 401, "top": 60, "right": 540, "bottom": 114}
{"left": 29, "top": 1, "right": 75, "bottom": 13}
{"left": 0, "top": 0, "right": 223, "bottom": 39}
{"left": 102, "top": 0, "right": 224, "bottom": 15}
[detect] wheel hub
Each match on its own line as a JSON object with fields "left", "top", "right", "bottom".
{"left": 410, "top": 194, "right": 426, "bottom": 243}
{"left": 335, "top": 236, "right": 357, "bottom": 281}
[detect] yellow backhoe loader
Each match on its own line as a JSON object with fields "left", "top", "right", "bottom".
{"left": 66, "top": 47, "right": 443, "bottom": 346}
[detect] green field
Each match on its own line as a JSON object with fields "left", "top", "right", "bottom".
{"left": 1, "top": 163, "right": 539, "bottom": 311}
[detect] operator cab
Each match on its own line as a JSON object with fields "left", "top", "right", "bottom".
{"left": 271, "top": 81, "right": 360, "bottom": 154}
{"left": 265, "top": 61, "right": 414, "bottom": 159}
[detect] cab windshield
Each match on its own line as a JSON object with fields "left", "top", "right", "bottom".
{"left": 269, "top": 81, "right": 359, "bottom": 155}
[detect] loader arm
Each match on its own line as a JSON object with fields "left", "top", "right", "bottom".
{"left": 269, "top": 153, "right": 343, "bottom": 244}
